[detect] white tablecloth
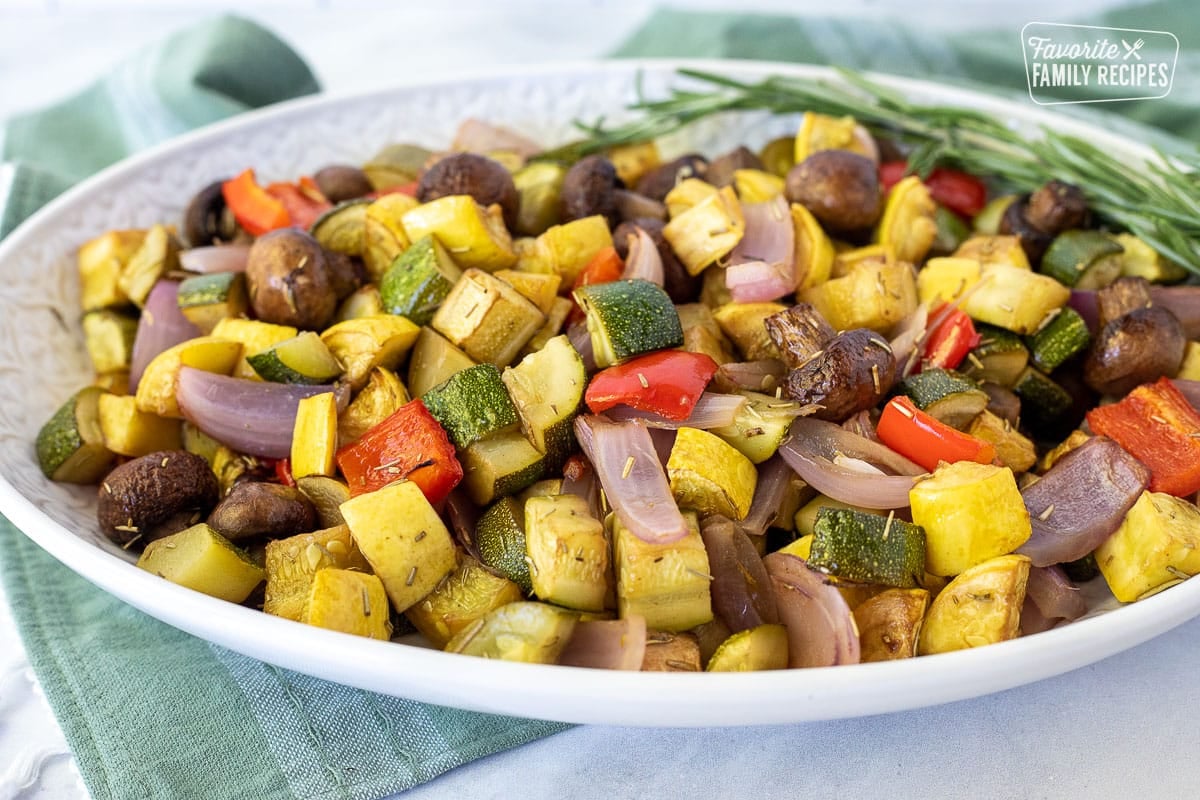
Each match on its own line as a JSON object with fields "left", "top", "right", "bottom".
{"left": 2, "top": 2, "right": 1187, "bottom": 798}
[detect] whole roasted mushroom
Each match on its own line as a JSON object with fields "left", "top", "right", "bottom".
{"left": 559, "top": 155, "right": 621, "bottom": 225}
{"left": 244, "top": 229, "right": 338, "bottom": 330}
{"left": 1000, "top": 180, "right": 1089, "bottom": 264}
{"left": 634, "top": 154, "right": 709, "bottom": 201}
{"left": 417, "top": 152, "right": 519, "bottom": 229}
{"left": 784, "top": 328, "right": 896, "bottom": 421}
{"left": 313, "top": 164, "right": 373, "bottom": 204}
{"left": 207, "top": 482, "right": 317, "bottom": 542}
{"left": 704, "top": 146, "right": 765, "bottom": 188}
{"left": 183, "top": 180, "right": 238, "bottom": 247}
{"left": 1084, "top": 306, "right": 1186, "bottom": 396}
{"left": 97, "top": 450, "right": 219, "bottom": 547}
{"left": 785, "top": 150, "right": 882, "bottom": 234}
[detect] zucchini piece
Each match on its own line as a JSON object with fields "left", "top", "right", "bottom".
{"left": 379, "top": 235, "right": 463, "bottom": 326}
{"left": 36, "top": 386, "right": 115, "bottom": 483}
{"left": 759, "top": 136, "right": 794, "bottom": 178}
{"left": 423, "top": 363, "right": 519, "bottom": 449}
{"left": 97, "top": 393, "right": 182, "bottom": 457}
{"left": 134, "top": 336, "right": 243, "bottom": 418}
{"left": 1026, "top": 306, "right": 1090, "bottom": 373}
{"left": 574, "top": 279, "right": 682, "bottom": 367}
{"left": 459, "top": 430, "right": 545, "bottom": 506}
{"left": 431, "top": 268, "right": 545, "bottom": 367}
{"left": 931, "top": 205, "right": 970, "bottom": 256}
{"left": 246, "top": 331, "right": 342, "bottom": 385}
{"left": 407, "top": 326, "right": 477, "bottom": 398}
{"left": 512, "top": 161, "right": 566, "bottom": 236}
{"left": 320, "top": 314, "right": 420, "bottom": 391}
{"left": 401, "top": 195, "right": 517, "bottom": 272}
{"left": 363, "top": 193, "right": 419, "bottom": 281}
{"left": 972, "top": 195, "right": 1017, "bottom": 236}
{"left": 444, "top": 601, "right": 576, "bottom": 663}
{"left": 960, "top": 324, "right": 1029, "bottom": 388}
{"left": 898, "top": 368, "right": 989, "bottom": 430}
{"left": 337, "top": 366, "right": 410, "bottom": 446}
{"left": 1040, "top": 229, "right": 1123, "bottom": 289}
{"left": 1011, "top": 366, "right": 1074, "bottom": 434}
{"left": 794, "top": 495, "right": 884, "bottom": 537}
{"left": 876, "top": 175, "right": 937, "bottom": 264}
{"left": 339, "top": 479, "right": 459, "bottom": 613}
{"left": 82, "top": 310, "right": 138, "bottom": 374}
{"left": 909, "top": 460, "right": 1031, "bottom": 577}
{"left": 918, "top": 554, "right": 1030, "bottom": 654}
{"left": 809, "top": 507, "right": 926, "bottom": 588}
{"left": 310, "top": 199, "right": 369, "bottom": 256}
{"left": 1096, "top": 491, "right": 1200, "bottom": 602}
{"left": 706, "top": 624, "right": 789, "bottom": 672}
{"left": 666, "top": 427, "right": 758, "bottom": 520}
{"left": 182, "top": 421, "right": 222, "bottom": 465}
{"left": 336, "top": 284, "right": 384, "bottom": 322}
{"left": 211, "top": 317, "right": 298, "bottom": 380}
{"left": 519, "top": 478, "right": 564, "bottom": 501}
{"left": 494, "top": 269, "right": 561, "bottom": 315}
{"left": 295, "top": 475, "right": 352, "bottom": 528}
{"left": 363, "top": 143, "right": 432, "bottom": 190}
{"left": 176, "top": 271, "right": 248, "bottom": 334}
{"left": 614, "top": 511, "right": 714, "bottom": 632}
{"left": 78, "top": 229, "right": 143, "bottom": 310}
{"left": 405, "top": 555, "right": 525, "bottom": 648}
{"left": 525, "top": 494, "right": 610, "bottom": 612}
{"left": 966, "top": 410, "right": 1037, "bottom": 473}
{"left": 709, "top": 391, "right": 800, "bottom": 464}
{"left": 137, "top": 523, "right": 264, "bottom": 603}
{"left": 302, "top": 568, "right": 392, "bottom": 640}
{"left": 853, "top": 588, "right": 930, "bottom": 662}
{"left": 712, "top": 302, "right": 786, "bottom": 361}
{"left": 476, "top": 495, "right": 533, "bottom": 594}
{"left": 662, "top": 185, "right": 744, "bottom": 274}
{"left": 263, "top": 523, "right": 371, "bottom": 621}
{"left": 518, "top": 215, "right": 613, "bottom": 285}
{"left": 799, "top": 260, "right": 919, "bottom": 334}
{"left": 118, "top": 224, "right": 180, "bottom": 307}
{"left": 290, "top": 391, "right": 338, "bottom": 479}
{"left": 501, "top": 334, "right": 586, "bottom": 472}
{"left": 641, "top": 630, "right": 702, "bottom": 672}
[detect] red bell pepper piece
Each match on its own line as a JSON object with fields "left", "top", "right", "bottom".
{"left": 585, "top": 350, "right": 719, "bottom": 421}
{"left": 921, "top": 305, "right": 981, "bottom": 372}
{"left": 879, "top": 161, "right": 988, "bottom": 219}
{"left": 222, "top": 168, "right": 291, "bottom": 236}
{"left": 336, "top": 399, "right": 463, "bottom": 503}
{"left": 877, "top": 396, "right": 996, "bottom": 473}
{"left": 265, "top": 178, "right": 331, "bottom": 231}
{"left": 273, "top": 457, "right": 296, "bottom": 488}
{"left": 1086, "top": 377, "right": 1200, "bottom": 497}
{"left": 567, "top": 246, "right": 626, "bottom": 326}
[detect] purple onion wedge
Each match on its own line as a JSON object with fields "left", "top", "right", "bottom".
{"left": 763, "top": 551, "right": 860, "bottom": 667}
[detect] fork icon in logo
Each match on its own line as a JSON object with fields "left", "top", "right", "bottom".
{"left": 1122, "top": 38, "right": 1145, "bottom": 60}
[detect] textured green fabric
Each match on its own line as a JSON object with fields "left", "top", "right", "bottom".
{"left": 0, "top": 14, "right": 566, "bottom": 800}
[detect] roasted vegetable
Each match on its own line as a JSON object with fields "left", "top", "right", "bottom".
{"left": 136, "top": 523, "right": 264, "bottom": 603}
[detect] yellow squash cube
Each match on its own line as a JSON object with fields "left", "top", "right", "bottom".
{"left": 291, "top": 392, "right": 338, "bottom": 479}
{"left": 518, "top": 215, "right": 614, "bottom": 286}
{"left": 614, "top": 511, "right": 713, "bottom": 632}
{"left": 918, "top": 554, "right": 1030, "bottom": 654}
{"left": 137, "top": 523, "right": 264, "bottom": 603}
{"left": 263, "top": 524, "right": 371, "bottom": 621}
{"left": 134, "top": 337, "right": 242, "bottom": 418}
{"left": 303, "top": 568, "right": 393, "bottom": 640}
{"left": 401, "top": 195, "right": 517, "bottom": 272}
{"left": 663, "top": 185, "right": 745, "bottom": 275}
{"left": 667, "top": 427, "right": 758, "bottom": 520}
{"left": 98, "top": 393, "right": 182, "bottom": 456}
{"left": 1097, "top": 491, "right": 1200, "bottom": 602}
{"left": 320, "top": 314, "right": 419, "bottom": 391}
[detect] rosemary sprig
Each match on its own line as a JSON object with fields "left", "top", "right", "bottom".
{"left": 544, "top": 68, "right": 1200, "bottom": 276}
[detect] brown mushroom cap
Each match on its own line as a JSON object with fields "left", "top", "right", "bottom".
{"left": 207, "top": 481, "right": 317, "bottom": 542}
{"left": 97, "top": 451, "right": 219, "bottom": 547}
{"left": 183, "top": 180, "right": 238, "bottom": 247}
{"left": 559, "top": 155, "right": 621, "bottom": 226}
{"left": 245, "top": 228, "right": 337, "bottom": 330}
{"left": 784, "top": 328, "right": 896, "bottom": 422}
{"left": 313, "top": 165, "right": 373, "bottom": 204}
{"left": 1084, "top": 306, "right": 1186, "bottom": 397}
{"left": 417, "top": 152, "right": 519, "bottom": 229}
{"left": 1026, "top": 180, "right": 1088, "bottom": 235}
{"left": 634, "top": 154, "right": 709, "bottom": 201}
{"left": 704, "top": 146, "right": 765, "bottom": 188}
{"left": 785, "top": 151, "right": 882, "bottom": 234}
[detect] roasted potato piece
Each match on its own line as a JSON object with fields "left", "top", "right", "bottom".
{"left": 853, "top": 588, "right": 930, "bottom": 662}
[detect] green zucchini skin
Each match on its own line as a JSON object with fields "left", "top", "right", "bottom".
{"left": 961, "top": 324, "right": 1029, "bottom": 388}
{"left": 809, "top": 507, "right": 926, "bottom": 589}
{"left": 379, "top": 235, "right": 462, "bottom": 325}
{"left": 574, "top": 279, "right": 683, "bottom": 366}
{"left": 1027, "top": 307, "right": 1090, "bottom": 373}
{"left": 422, "top": 363, "right": 519, "bottom": 449}
{"left": 898, "top": 368, "right": 989, "bottom": 429}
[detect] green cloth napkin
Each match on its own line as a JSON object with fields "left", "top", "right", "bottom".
{"left": 0, "top": 15, "right": 565, "bottom": 800}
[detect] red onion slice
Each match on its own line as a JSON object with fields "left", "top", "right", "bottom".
{"left": 763, "top": 552, "right": 860, "bottom": 667}
{"left": 176, "top": 367, "right": 350, "bottom": 459}
{"left": 1150, "top": 285, "right": 1200, "bottom": 339}
{"left": 726, "top": 196, "right": 795, "bottom": 302}
{"left": 740, "top": 455, "right": 794, "bottom": 536}
{"left": 620, "top": 226, "right": 665, "bottom": 286}
{"left": 889, "top": 303, "right": 928, "bottom": 377}
{"left": 788, "top": 416, "right": 925, "bottom": 476}
{"left": 715, "top": 359, "right": 787, "bottom": 393}
{"left": 779, "top": 417, "right": 923, "bottom": 509}
{"left": 574, "top": 415, "right": 689, "bottom": 544}
{"left": 604, "top": 392, "right": 747, "bottom": 430}
{"left": 179, "top": 245, "right": 250, "bottom": 274}
{"left": 1068, "top": 289, "right": 1099, "bottom": 334}
{"left": 445, "top": 489, "right": 483, "bottom": 561}
{"left": 567, "top": 320, "right": 597, "bottom": 374}
{"left": 613, "top": 190, "right": 667, "bottom": 222}
{"left": 557, "top": 616, "right": 647, "bottom": 670}
{"left": 129, "top": 280, "right": 201, "bottom": 391}
{"left": 1025, "top": 565, "right": 1087, "bottom": 623}
{"left": 1172, "top": 378, "right": 1200, "bottom": 412}
{"left": 701, "top": 515, "right": 778, "bottom": 632}
{"left": 1016, "top": 436, "right": 1150, "bottom": 567}
{"left": 452, "top": 118, "right": 541, "bottom": 159}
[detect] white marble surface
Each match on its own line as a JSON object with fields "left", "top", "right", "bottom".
{"left": 1, "top": 1, "right": 1187, "bottom": 798}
